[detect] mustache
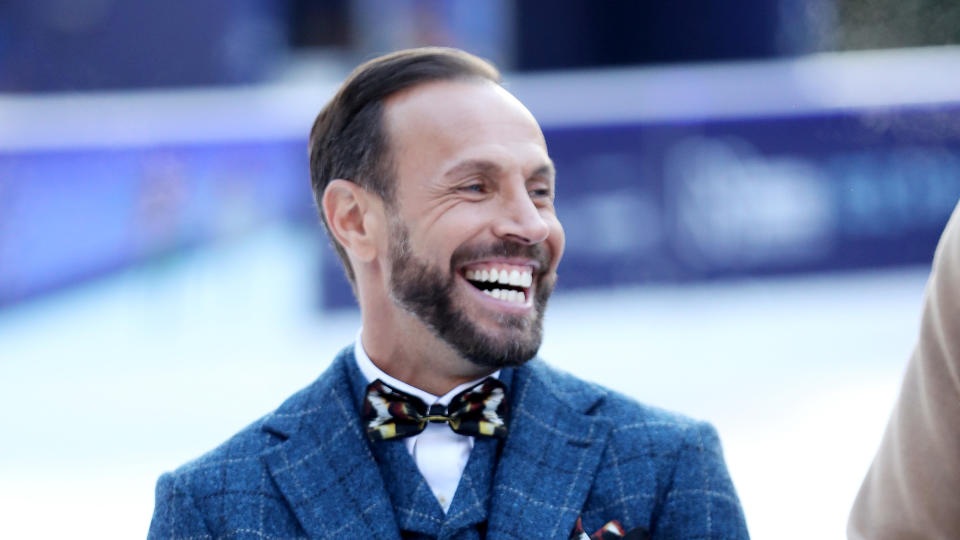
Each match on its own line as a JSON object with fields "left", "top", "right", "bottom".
{"left": 450, "top": 240, "right": 552, "bottom": 272}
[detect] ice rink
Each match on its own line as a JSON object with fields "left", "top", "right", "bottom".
{"left": 0, "top": 225, "right": 929, "bottom": 539}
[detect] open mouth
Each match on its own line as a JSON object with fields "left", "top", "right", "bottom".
{"left": 462, "top": 265, "right": 534, "bottom": 305}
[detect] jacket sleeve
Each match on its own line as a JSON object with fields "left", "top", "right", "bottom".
{"left": 148, "top": 471, "right": 214, "bottom": 540}
{"left": 848, "top": 202, "right": 960, "bottom": 539}
{"left": 654, "top": 421, "right": 750, "bottom": 539}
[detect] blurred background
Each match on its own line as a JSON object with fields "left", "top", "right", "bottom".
{"left": 2, "top": 1, "right": 960, "bottom": 538}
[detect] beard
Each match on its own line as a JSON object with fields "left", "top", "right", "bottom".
{"left": 387, "top": 221, "right": 556, "bottom": 370}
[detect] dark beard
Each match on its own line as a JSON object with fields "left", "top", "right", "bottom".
{"left": 387, "top": 222, "right": 555, "bottom": 369}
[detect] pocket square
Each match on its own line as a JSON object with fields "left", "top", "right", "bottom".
{"left": 568, "top": 517, "right": 650, "bottom": 540}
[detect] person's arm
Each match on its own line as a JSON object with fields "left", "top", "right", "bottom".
{"left": 147, "top": 472, "right": 214, "bottom": 539}
{"left": 654, "top": 422, "right": 750, "bottom": 539}
{"left": 848, "top": 203, "right": 960, "bottom": 539}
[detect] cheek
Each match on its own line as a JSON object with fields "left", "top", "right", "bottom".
{"left": 413, "top": 214, "right": 484, "bottom": 263}
{"left": 546, "top": 216, "right": 565, "bottom": 264}
{"left": 432, "top": 208, "right": 488, "bottom": 239}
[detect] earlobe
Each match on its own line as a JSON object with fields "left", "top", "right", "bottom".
{"left": 322, "top": 179, "right": 379, "bottom": 262}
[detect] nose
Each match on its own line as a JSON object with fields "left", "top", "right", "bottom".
{"left": 492, "top": 187, "right": 550, "bottom": 245}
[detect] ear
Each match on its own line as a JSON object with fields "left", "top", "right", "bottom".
{"left": 322, "top": 179, "right": 382, "bottom": 263}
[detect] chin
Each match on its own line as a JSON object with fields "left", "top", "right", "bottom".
{"left": 446, "top": 316, "right": 545, "bottom": 370}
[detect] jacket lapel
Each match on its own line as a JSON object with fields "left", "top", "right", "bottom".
{"left": 487, "top": 361, "right": 613, "bottom": 540}
{"left": 260, "top": 348, "right": 401, "bottom": 540}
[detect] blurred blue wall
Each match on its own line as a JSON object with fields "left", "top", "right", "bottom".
{"left": 3, "top": 52, "right": 959, "bottom": 310}
{"left": 0, "top": 1, "right": 286, "bottom": 91}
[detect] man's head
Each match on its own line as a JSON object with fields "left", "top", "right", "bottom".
{"left": 313, "top": 48, "right": 565, "bottom": 372}
{"left": 309, "top": 47, "right": 501, "bottom": 285}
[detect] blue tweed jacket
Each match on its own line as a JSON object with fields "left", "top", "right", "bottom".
{"left": 149, "top": 346, "right": 748, "bottom": 539}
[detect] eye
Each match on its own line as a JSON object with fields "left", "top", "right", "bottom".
{"left": 459, "top": 181, "right": 487, "bottom": 194}
{"left": 528, "top": 181, "right": 554, "bottom": 200}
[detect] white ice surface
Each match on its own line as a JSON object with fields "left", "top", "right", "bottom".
{"left": 0, "top": 225, "right": 928, "bottom": 539}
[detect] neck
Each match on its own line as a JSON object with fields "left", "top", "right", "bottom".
{"left": 360, "top": 308, "right": 493, "bottom": 396}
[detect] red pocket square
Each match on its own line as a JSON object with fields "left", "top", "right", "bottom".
{"left": 568, "top": 517, "right": 650, "bottom": 540}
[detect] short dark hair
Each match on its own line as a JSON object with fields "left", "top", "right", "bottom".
{"left": 308, "top": 47, "right": 501, "bottom": 286}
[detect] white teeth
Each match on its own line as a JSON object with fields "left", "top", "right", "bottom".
{"left": 481, "top": 288, "right": 527, "bottom": 304}
{"left": 467, "top": 267, "right": 535, "bottom": 288}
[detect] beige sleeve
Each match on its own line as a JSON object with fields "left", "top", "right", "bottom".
{"left": 848, "top": 202, "right": 960, "bottom": 539}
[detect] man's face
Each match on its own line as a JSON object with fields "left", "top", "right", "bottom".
{"left": 380, "top": 79, "right": 565, "bottom": 369}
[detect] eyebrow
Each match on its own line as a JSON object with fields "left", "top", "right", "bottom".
{"left": 443, "top": 159, "right": 556, "bottom": 182}
{"left": 529, "top": 161, "right": 556, "bottom": 181}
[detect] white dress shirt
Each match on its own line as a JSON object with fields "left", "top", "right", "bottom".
{"left": 353, "top": 331, "right": 498, "bottom": 513}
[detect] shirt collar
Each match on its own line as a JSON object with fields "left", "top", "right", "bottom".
{"left": 353, "top": 328, "right": 499, "bottom": 406}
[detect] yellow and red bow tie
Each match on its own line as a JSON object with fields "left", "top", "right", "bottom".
{"left": 362, "top": 378, "right": 509, "bottom": 441}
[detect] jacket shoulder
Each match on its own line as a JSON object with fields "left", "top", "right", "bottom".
{"left": 525, "top": 359, "right": 728, "bottom": 481}
{"left": 149, "top": 352, "right": 352, "bottom": 538}
{"left": 525, "top": 360, "right": 749, "bottom": 538}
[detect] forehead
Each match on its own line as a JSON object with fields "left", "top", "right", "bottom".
{"left": 382, "top": 79, "right": 549, "bottom": 179}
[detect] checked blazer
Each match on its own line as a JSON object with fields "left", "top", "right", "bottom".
{"left": 149, "top": 346, "right": 749, "bottom": 539}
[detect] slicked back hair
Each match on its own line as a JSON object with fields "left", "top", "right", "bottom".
{"left": 308, "top": 47, "right": 502, "bottom": 287}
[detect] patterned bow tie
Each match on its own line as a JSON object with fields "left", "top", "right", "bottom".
{"left": 362, "top": 378, "right": 509, "bottom": 441}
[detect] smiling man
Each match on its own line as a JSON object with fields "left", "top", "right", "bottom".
{"left": 149, "top": 48, "right": 749, "bottom": 540}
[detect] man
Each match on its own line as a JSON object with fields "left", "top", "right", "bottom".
{"left": 848, "top": 201, "right": 960, "bottom": 539}
{"left": 149, "top": 47, "right": 748, "bottom": 540}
